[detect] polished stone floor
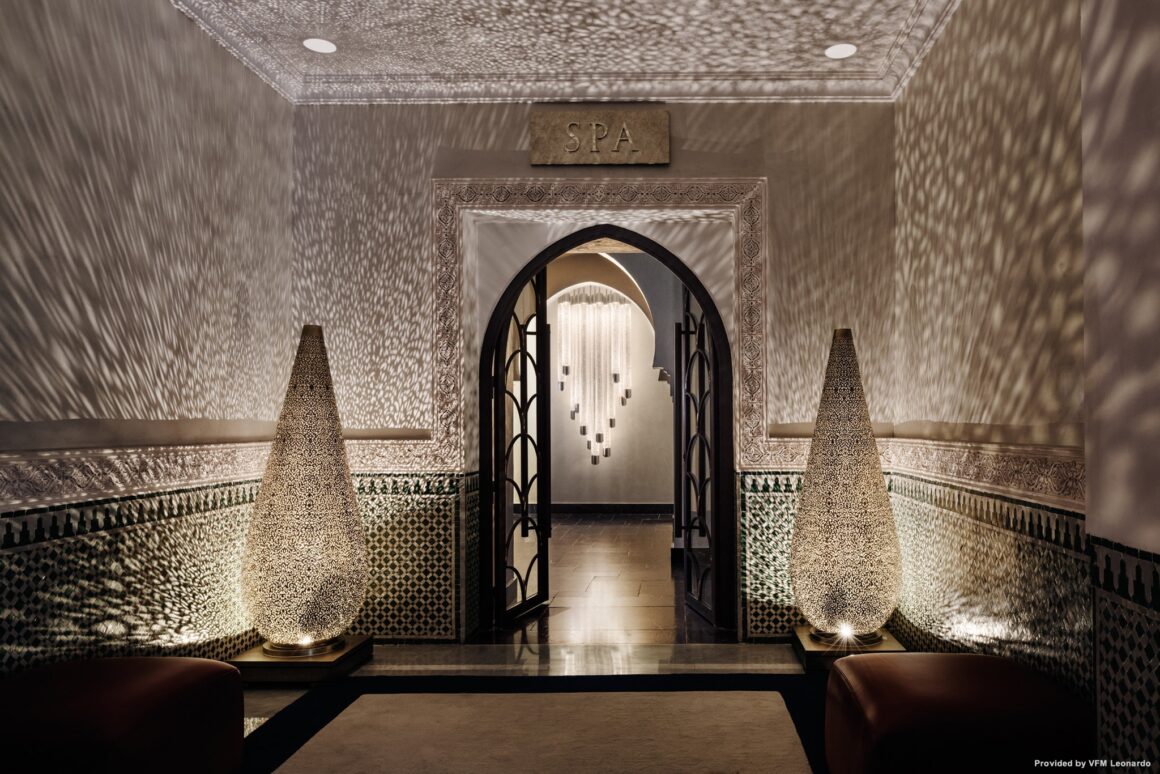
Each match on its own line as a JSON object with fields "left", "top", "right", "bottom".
{"left": 243, "top": 515, "right": 800, "bottom": 736}
{"left": 244, "top": 642, "right": 802, "bottom": 734}
{"left": 355, "top": 642, "right": 801, "bottom": 676}
{"left": 490, "top": 513, "right": 728, "bottom": 644}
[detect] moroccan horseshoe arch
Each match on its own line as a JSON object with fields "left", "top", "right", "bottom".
{"left": 478, "top": 223, "right": 737, "bottom": 633}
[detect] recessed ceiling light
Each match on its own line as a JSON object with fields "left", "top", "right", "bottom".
{"left": 303, "top": 38, "right": 337, "bottom": 54}
{"left": 824, "top": 43, "right": 858, "bottom": 60}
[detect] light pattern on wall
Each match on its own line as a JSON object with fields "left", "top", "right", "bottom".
{"left": 0, "top": 443, "right": 270, "bottom": 511}
{"left": 292, "top": 106, "right": 438, "bottom": 435}
{"left": 0, "top": 0, "right": 294, "bottom": 428}
{"left": 173, "top": 0, "right": 959, "bottom": 103}
{"left": 1082, "top": 0, "right": 1160, "bottom": 556}
{"left": 889, "top": 474, "right": 1092, "bottom": 693}
{"left": 0, "top": 482, "right": 261, "bottom": 675}
{"left": 894, "top": 0, "right": 1084, "bottom": 435}
{"left": 556, "top": 284, "right": 633, "bottom": 464}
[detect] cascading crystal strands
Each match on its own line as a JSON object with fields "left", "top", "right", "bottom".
{"left": 556, "top": 283, "right": 632, "bottom": 464}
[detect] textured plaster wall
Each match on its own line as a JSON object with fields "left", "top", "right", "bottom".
{"left": 291, "top": 102, "right": 896, "bottom": 435}
{"left": 0, "top": 0, "right": 295, "bottom": 450}
{"left": 758, "top": 104, "right": 896, "bottom": 431}
{"left": 893, "top": 0, "right": 1085, "bottom": 446}
{"left": 1081, "top": 0, "right": 1160, "bottom": 554}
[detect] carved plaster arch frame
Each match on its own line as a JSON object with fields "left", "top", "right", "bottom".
{"left": 349, "top": 177, "right": 793, "bottom": 474}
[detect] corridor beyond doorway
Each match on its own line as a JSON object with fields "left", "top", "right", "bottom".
{"left": 496, "top": 513, "right": 728, "bottom": 645}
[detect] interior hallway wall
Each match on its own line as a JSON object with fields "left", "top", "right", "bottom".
{"left": 886, "top": 0, "right": 1092, "bottom": 690}
{"left": 1081, "top": 0, "right": 1160, "bottom": 764}
{"left": 0, "top": 0, "right": 294, "bottom": 672}
{"left": 1081, "top": 0, "right": 1160, "bottom": 555}
{"left": 291, "top": 102, "right": 896, "bottom": 437}
{"left": 893, "top": 0, "right": 1084, "bottom": 447}
{"left": 0, "top": 0, "right": 295, "bottom": 451}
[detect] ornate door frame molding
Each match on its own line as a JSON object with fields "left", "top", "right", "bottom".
{"left": 428, "top": 176, "right": 781, "bottom": 474}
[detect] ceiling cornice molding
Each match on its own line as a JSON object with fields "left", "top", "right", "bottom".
{"left": 888, "top": 0, "right": 962, "bottom": 99}
{"left": 173, "top": 0, "right": 298, "bottom": 102}
{"left": 171, "top": 0, "right": 959, "bottom": 105}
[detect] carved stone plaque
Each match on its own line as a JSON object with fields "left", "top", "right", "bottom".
{"left": 530, "top": 108, "right": 670, "bottom": 165}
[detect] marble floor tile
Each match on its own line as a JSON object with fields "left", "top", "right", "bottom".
{"left": 354, "top": 644, "right": 802, "bottom": 676}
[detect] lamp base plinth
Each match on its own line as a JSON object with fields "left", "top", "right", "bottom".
{"left": 262, "top": 636, "right": 345, "bottom": 658}
{"left": 792, "top": 625, "right": 905, "bottom": 672}
{"left": 808, "top": 628, "right": 884, "bottom": 647}
{"left": 230, "top": 634, "right": 372, "bottom": 684}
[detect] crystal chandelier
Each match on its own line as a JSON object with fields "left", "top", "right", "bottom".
{"left": 556, "top": 283, "right": 633, "bottom": 464}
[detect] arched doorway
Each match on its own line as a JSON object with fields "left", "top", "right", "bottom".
{"left": 478, "top": 224, "right": 737, "bottom": 637}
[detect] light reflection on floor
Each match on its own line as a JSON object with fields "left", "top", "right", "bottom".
{"left": 495, "top": 513, "right": 729, "bottom": 644}
{"left": 242, "top": 515, "right": 802, "bottom": 735}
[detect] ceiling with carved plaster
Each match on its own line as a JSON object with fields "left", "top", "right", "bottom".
{"left": 173, "top": 0, "right": 959, "bottom": 103}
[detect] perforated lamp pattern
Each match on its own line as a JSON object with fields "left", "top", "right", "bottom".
{"left": 242, "top": 325, "right": 367, "bottom": 653}
{"left": 789, "top": 329, "right": 900, "bottom": 637}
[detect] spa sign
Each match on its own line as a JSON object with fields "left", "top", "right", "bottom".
{"left": 530, "top": 107, "right": 670, "bottom": 165}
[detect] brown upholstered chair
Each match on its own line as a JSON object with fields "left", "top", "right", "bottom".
{"left": 826, "top": 652, "right": 1093, "bottom": 774}
{"left": 0, "top": 656, "right": 243, "bottom": 773}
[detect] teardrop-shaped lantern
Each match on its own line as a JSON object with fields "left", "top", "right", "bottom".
{"left": 242, "top": 325, "right": 367, "bottom": 656}
{"left": 789, "top": 329, "right": 900, "bottom": 645}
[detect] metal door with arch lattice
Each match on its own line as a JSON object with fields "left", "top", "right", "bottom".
{"left": 485, "top": 271, "right": 551, "bottom": 626}
{"left": 675, "top": 288, "right": 716, "bottom": 623}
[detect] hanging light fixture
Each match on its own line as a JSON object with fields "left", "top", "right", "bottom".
{"left": 790, "top": 328, "right": 900, "bottom": 646}
{"left": 242, "top": 325, "right": 368, "bottom": 657}
{"left": 556, "top": 283, "right": 633, "bottom": 464}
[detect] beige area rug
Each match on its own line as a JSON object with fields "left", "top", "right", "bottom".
{"left": 278, "top": 691, "right": 812, "bottom": 773}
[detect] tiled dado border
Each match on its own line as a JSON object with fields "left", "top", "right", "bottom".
{"left": 0, "top": 440, "right": 467, "bottom": 511}
{"left": 347, "top": 473, "right": 478, "bottom": 641}
{"left": 1, "top": 472, "right": 482, "bottom": 675}
{"left": 887, "top": 473, "right": 1092, "bottom": 693}
{"left": 739, "top": 469, "right": 1088, "bottom": 630}
{"left": 2, "top": 478, "right": 259, "bottom": 550}
{"left": 0, "top": 480, "right": 263, "bottom": 674}
{"left": 759, "top": 437, "right": 1085, "bottom": 510}
{"left": 1092, "top": 538, "right": 1160, "bottom": 611}
{"left": 1091, "top": 539, "right": 1160, "bottom": 765}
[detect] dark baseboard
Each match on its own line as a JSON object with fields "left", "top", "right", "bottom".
{"left": 531, "top": 503, "right": 674, "bottom": 515}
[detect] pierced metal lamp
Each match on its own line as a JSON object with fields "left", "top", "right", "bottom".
{"left": 242, "top": 325, "right": 367, "bottom": 657}
{"left": 789, "top": 329, "right": 900, "bottom": 646}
